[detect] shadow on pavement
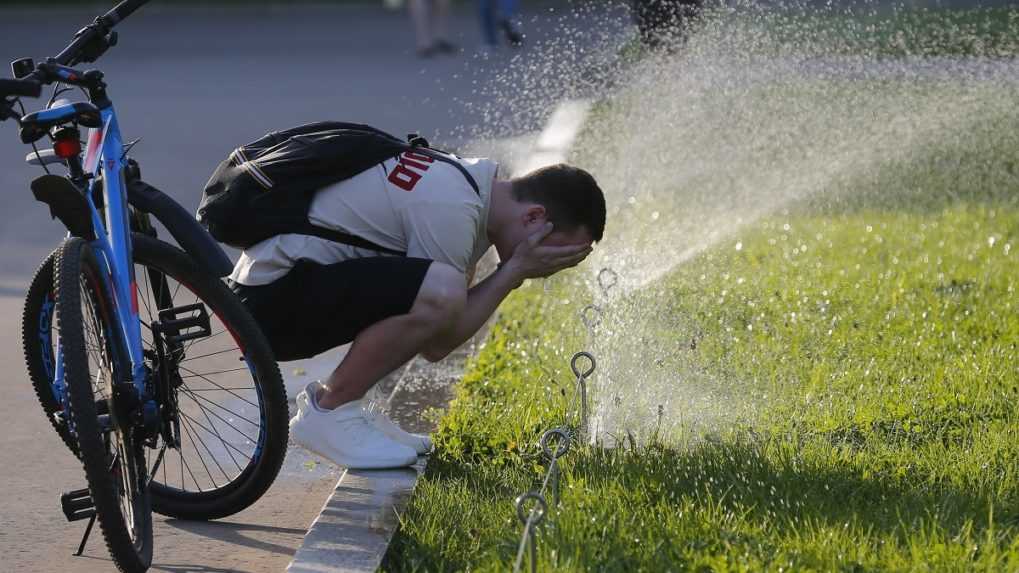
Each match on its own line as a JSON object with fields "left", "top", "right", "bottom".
{"left": 162, "top": 518, "right": 307, "bottom": 556}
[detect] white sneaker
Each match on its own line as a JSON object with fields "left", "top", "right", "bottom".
{"left": 362, "top": 397, "right": 433, "bottom": 455}
{"left": 289, "top": 381, "right": 418, "bottom": 470}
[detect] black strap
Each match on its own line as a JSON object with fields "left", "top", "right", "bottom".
{"left": 409, "top": 146, "right": 481, "bottom": 195}
{"left": 295, "top": 223, "right": 408, "bottom": 256}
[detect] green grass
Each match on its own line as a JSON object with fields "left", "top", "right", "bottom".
{"left": 620, "top": 5, "right": 1019, "bottom": 58}
{"left": 384, "top": 203, "right": 1018, "bottom": 571}
{"left": 763, "top": 6, "right": 1019, "bottom": 57}
{"left": 382, "top": 74, "right": 1019, "bottom": 573}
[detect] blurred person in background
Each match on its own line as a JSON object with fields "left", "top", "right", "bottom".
{"left": 410, "top": 0, "right": 458, "bottom": 57}
{"left": 479, "top": 0, "right": 523, "bottom": 51}
{"left": 633, "top": 0, "right": 703, "bottom": 47}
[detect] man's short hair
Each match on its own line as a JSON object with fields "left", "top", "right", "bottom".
{"left": 510, "top": 164, "right": 606, "bottom": 242}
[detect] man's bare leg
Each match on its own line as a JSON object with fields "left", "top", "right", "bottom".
{"left": 317, "top": 262, "right": 465, "bottom": 410}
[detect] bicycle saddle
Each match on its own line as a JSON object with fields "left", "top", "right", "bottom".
{"left": 20, "top": 101, "right": 102, "bottom": 144}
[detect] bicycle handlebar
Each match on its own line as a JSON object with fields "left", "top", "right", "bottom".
{"left": 1, "top": 0, "right": 146, "bottom": 120}
{"left": 50, "top": 0, "right": 150, "bottom": 67}
{"left": 0, "top": 78, "right": 42, "bottom": 98}
{"left": 106, "top": 0, "right": 148, "bottom": 26}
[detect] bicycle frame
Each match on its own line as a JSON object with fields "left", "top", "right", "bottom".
{"left": 53, "top": 102, "right": 149, "bottom": 408}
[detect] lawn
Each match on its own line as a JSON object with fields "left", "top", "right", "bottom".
{"left": 381, "top": 7, "right": 1018, "bottom": 572}
{"left": 384, "top": 205, "right": 1018, "bottom": 572}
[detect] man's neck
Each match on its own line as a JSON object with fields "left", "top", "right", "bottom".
{"left": 486, "top": 179, "right": 513, "bottom": 245}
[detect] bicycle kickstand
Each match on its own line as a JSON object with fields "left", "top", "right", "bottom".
{"left": 75, "top": 514, "right": 97, "bottom": 556}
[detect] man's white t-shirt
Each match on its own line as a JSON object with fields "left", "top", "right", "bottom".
{"left": 229, "top": 151, "right": 498, "bottom": 286}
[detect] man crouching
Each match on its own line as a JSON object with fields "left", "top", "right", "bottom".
{"left": 229, "top": 152, "right": 605, "bottom": 469}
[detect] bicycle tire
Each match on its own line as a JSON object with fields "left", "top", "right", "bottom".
{"left": 55, "top": 237, "right": 153, "bottom": 573}
{"left": 21, "top": 248, "right": 80, "bottom": 456}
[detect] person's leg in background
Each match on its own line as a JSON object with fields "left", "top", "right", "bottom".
{"left": 497, "top": 0, "right": 523, "bottom": 46}
{"left": 410, "top": 0, "right": 435, "bottom": 56}
{"left": 477, "top": 0, "right": 498, "bottom": 50}
{"left": 430, "top": 0, "right": 457, "bottom": 54}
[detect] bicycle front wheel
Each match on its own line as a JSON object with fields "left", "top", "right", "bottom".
{"left": 56, "top": 237, "right": 153, "bottom": 573}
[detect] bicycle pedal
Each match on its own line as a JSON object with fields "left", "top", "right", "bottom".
{"left": 153, "top": 302, "right": 212, "bottom": 344}
{"left": 60, "top": 488, "right": 95, "bottom": 522}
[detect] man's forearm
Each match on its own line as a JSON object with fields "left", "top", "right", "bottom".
{"left": 426, "top": 263, "right": 522, "bottom": 358}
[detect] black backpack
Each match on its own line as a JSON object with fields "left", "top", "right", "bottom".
{"left": 197, "top": 121, "right": 479, "bottom": 255}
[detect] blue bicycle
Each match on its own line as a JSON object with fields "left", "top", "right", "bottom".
{"left": 2, "top": 2, "right": 289, "bottom": 570}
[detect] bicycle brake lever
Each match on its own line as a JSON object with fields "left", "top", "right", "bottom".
{"left": 0, "top": 99, "right": 20, "bottom": 124}
{"left": 78, "top": 30, "right": 118, "bottom": 64}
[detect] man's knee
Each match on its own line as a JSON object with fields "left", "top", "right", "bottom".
{"left": 410, "top": 262, "right": 466, "bottom": 329}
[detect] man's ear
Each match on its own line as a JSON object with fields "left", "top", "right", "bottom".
{"left": 522, "top": 204, "right": 547, "bottom": 226}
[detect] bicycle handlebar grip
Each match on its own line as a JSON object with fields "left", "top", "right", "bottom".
{"left": 105, "top": 0, "right": 149, "bottom": 25}
{"left": 0, "top": 78, "right": 42, "bottom": 98}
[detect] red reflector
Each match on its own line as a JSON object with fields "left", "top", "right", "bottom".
{"left": 54, "top": 138, "right": 82, "bottom": 159}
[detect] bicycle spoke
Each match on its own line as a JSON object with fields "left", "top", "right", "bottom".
{"left": 182, "top": 389, "right": 245, "bottom": 473}
{"left": 178, "top": 411, "right": 255, "bottom": 461}
{"left": 180, "top": 347, "right": 240, "bottom": 362}
{"left": 171, "top": 279, "right": 183, "bottom": 304}
{"left": 139, "top": 269, "right": 155, "bottom": 320}
{"left": 188, "top": 399, "right": 243, "bottom": 479}
{"left": 178, "top": 415, "right": 220, "bottom": 489}
{"left": 180, "top": 403, "right": 240, "bottom": 479}
{"left": 147, "top": 445, "right": 166, "bottom": 487}
{"left": 177, "top": 438, "right": 202, "bottom": 492}
{"left": 177, "top": 366, "right": 259, "bottom": 409}
{"left": 181, "top": 366, "right": 250, "bottom": 378}
{"left": 179, "top": 384, "right": 260, "bottom": 429}
{"left": 183, "top": 328, "right": 228, "bottom": 354}
{"left": 185, "top": 386, "right": 256, "bottom": 392}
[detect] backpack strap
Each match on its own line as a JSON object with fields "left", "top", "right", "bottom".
{"left": 295, "top": 222, "right": 408, "bottom": 256}
{"left": 406, "top": 140, "right": 481, "bottom": 196}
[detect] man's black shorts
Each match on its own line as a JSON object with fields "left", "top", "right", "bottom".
{"left": 230, "top": 257, "right": 433, "bottom": 361}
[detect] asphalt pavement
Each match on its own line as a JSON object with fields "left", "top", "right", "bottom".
{"left": 0, "top": 2, "right": 629, "bottom": 571}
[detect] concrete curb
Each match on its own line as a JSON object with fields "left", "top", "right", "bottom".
{"left": 284, "top": 98, "right": 593, "bottom": 573}
{"left": 286, "top": 461, "right": 425, "bottom": 573}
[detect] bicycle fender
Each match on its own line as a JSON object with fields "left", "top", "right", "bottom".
{"left": 127, "top": 180, "right": 234, "bottom": 278}
{"left": 30, "top": 174, "right": 96, "bottom": 240}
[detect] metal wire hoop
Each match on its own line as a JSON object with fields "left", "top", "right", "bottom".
{"left": 515, "top": 492, "right": 548, "bottom": 526}
{"left": 597, "top": 267, "right": 618, "bottom": 294}
{"left": 540, "top": 428, "right": 572, "bottom": 461}
{"left": 580, "top": 304, "right": 602, "bottom": 330}
{"left": 571, "top": 351, "right": 596, "bottom": 379}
